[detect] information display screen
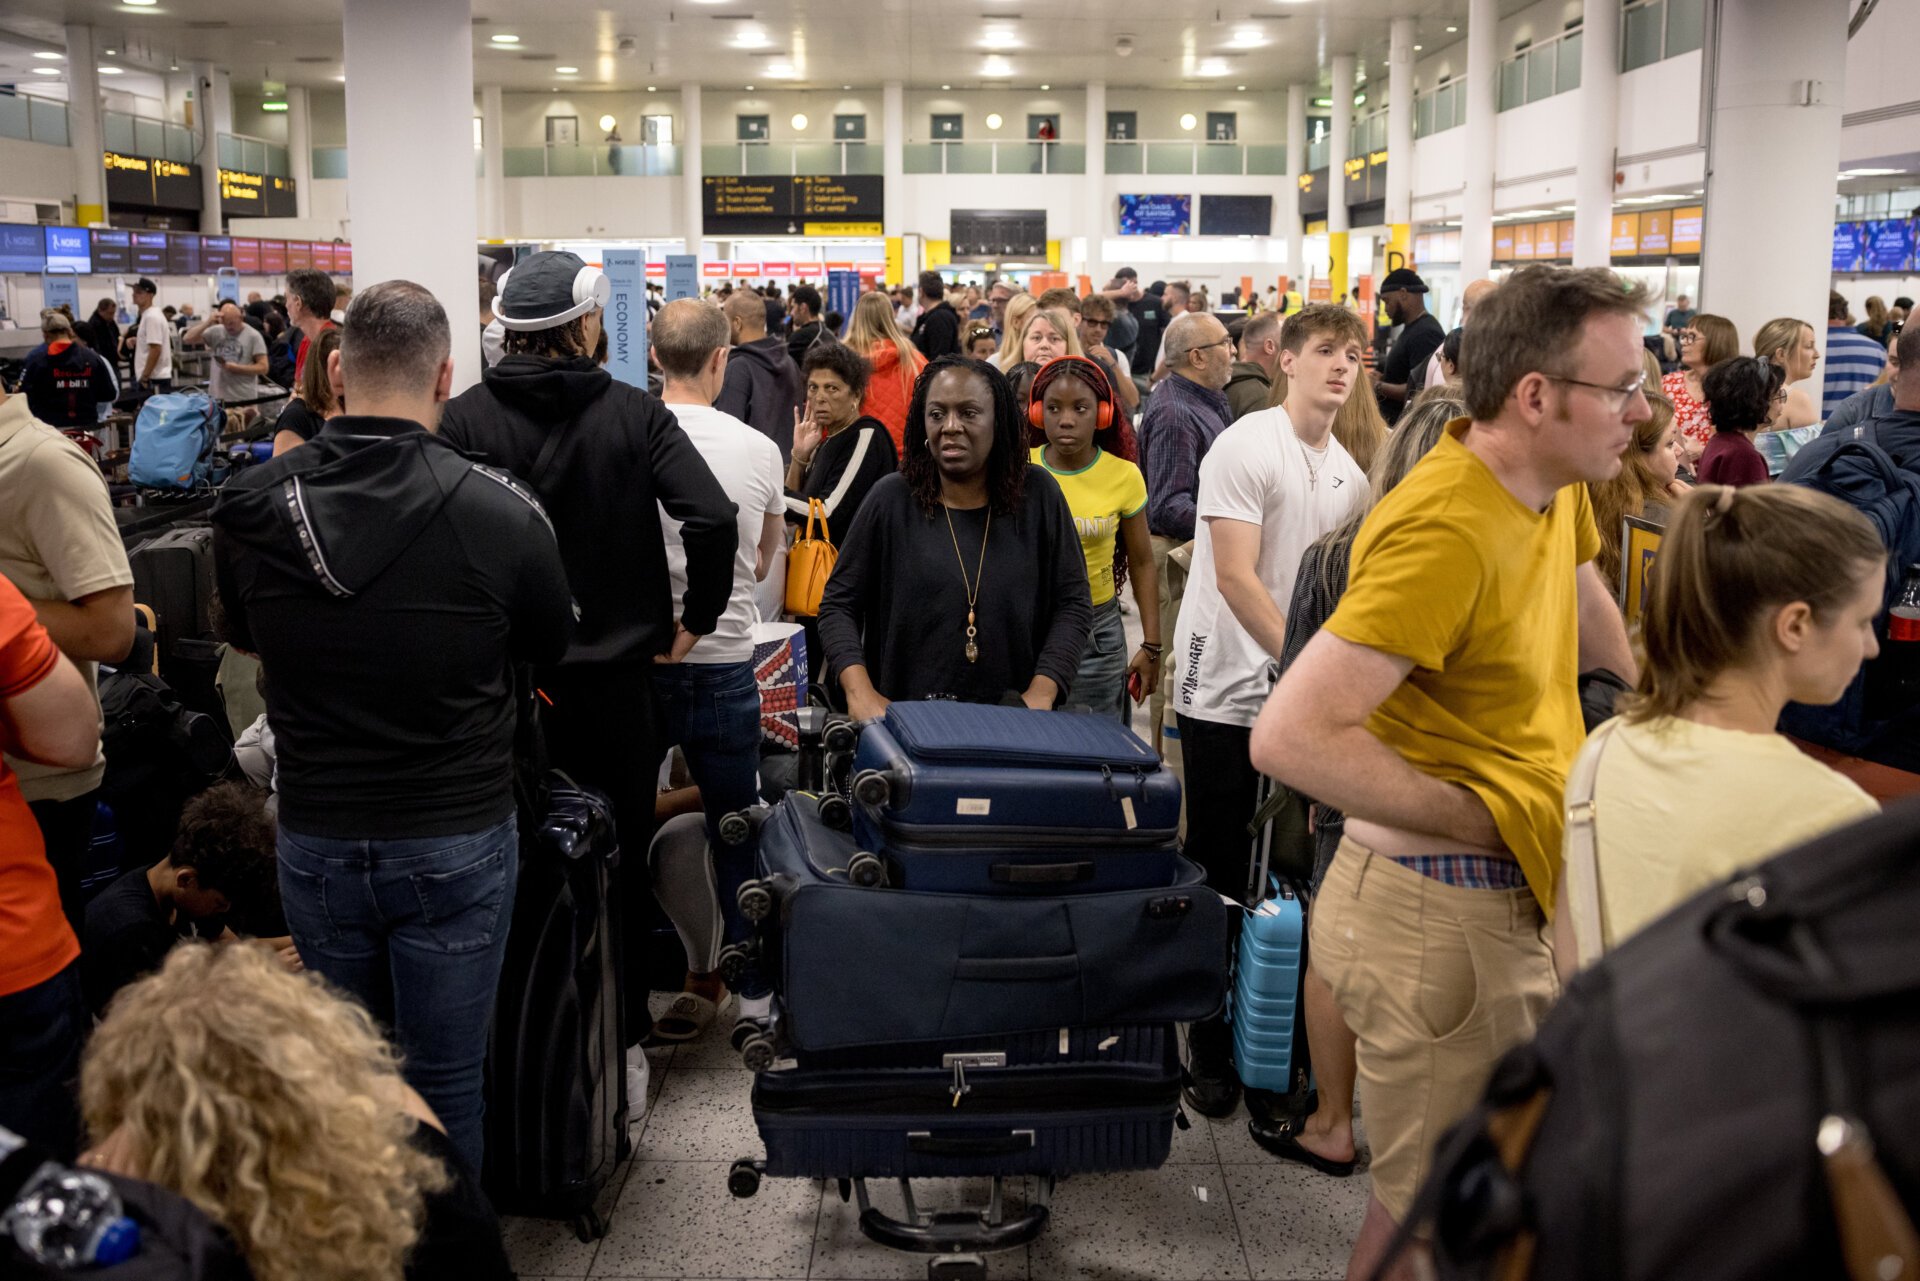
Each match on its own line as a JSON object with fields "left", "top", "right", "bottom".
{"left": 132, "top": 232, "right": 169, "bottom": 275}
{"left": 261, "top": 240, "right": 288, "bottom": 273}
{"left": 285, "top": 241, "right": 312, "bottom": 271}
{"left": 91, "top": 229, "right": 132, "bottom": 273}
{"left": 333, "top": 243, "right": 352, "bottom": 274}
{"left": 167, "top": 233, "right": 201, "bottom": 276}
{"left": 310, "top": 242, "right": 336, "bottom": 272}
{"left": 0, "top": 224, "right": 46, "bottom": 272}
{"left": 1670, "top": 207, "right": 1703, "bottom": 254}
{"left": 232, "top": 238, "right": 261, "bottom": 273}
{"left": 1610, "top": 213, "right": 1642, "bottom": 257}
{"left": 1118, "top": 194, "right": 1192, "bottom": 236}
{"left": 1199, "top": 194, "right": 1272, "bottom": 237}
{"left": 43, "top": 225, "right": 91, "bottom": 273}
{"left": 200, "top": 236, "right": 233, "bottom": 271}
{"left": 702, "top": 175, "right": 884, "bottom": 233}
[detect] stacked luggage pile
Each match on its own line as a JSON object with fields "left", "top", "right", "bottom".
{"left": 723, "top": 702, "right": 1230, "bottom": 1279}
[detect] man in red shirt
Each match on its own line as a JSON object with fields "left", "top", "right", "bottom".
{"left": 0, "top": 575, "right": 106, "bottom": 1157}
{"left": 285, "top": 268, "right": 338, "bottom": 385}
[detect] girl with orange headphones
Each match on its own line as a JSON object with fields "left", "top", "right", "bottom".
{"left": 1028, "top": 355, "right": 1161, "bottom": 724}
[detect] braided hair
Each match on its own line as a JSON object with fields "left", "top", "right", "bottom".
{"left": 1027, "top": 355, "right": 1140, "bottom": 592}
{"left": 901, "top": 356, "right": 1029, "bottom": 517}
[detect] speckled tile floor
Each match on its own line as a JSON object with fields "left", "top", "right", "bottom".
{"left": 501, "top": 999, "right": 1367, "bottom": 1281}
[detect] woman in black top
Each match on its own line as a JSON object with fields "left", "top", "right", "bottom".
{"left": 820, "top": 356, "right": 1092, "bottom": 718}
{"left": 270, "top": 327, "right": 341, "bottom": 454}
{"left": 785, "top": 341, "right": 897, "bottom": 546}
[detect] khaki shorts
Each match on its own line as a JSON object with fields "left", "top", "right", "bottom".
{"left": 1310, "top": 837, "right": 1558, "bottom": 1223}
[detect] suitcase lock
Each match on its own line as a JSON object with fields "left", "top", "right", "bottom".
{"left": 942, "top": 1052, "right": 1006, "bottom": 1107}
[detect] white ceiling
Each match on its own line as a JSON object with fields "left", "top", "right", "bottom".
{"left": 0, "top": 0, "right": 1513, "bottom": 95}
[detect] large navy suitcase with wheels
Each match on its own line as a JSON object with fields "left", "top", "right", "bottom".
{"left": 849, "top": 702, "right": 1180, "bottom": 893}
{"left": 745, "top": 795, "right": 1228, "bottom": 1053}
{"left": 482, "top": 776, "right": 628, "bottom": 1242}
{"left": 751, "top": 1023, "right": 1182, "bottom": 1179}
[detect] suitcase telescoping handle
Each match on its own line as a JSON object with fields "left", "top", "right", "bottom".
{"left": 906, "top": 1130, "right": 1037, "bottom": 1157}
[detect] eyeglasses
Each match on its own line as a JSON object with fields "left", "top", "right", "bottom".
{"left": 1676, "top": 331, "right": 1700, "bottom": 345}
{"left": 1545, "top": 371, "right": 1649, "bottom": 414}
{"left": 1190, "top": 338, "right": 1233, "bottom": 356}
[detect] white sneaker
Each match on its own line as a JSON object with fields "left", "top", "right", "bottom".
{"left": 624, "top": 1045, "right": 650, "bottom": 1141}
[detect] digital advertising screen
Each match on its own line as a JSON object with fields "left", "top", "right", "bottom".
{"left": 1198, "top": 195, "right": 1272, "bottom": 237}
{"left": 1863, "top": 219, "right": 1915, "bottom": 273}
{"left": 1833, "top": 221, "right": 1867, "bottom": 272}
{"left": 1117, "top": 194, "right": 1192, "bottom": 236}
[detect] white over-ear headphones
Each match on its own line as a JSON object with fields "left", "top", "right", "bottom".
{"left": 496, "top": 262, "right": 612, "bottom": 330}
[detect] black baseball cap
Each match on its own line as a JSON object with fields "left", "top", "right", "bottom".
{"left": 133, "top": 278, "right": 157, "bottom": 295}
{"left": 1379, "top": 268, "right": 1429, "bottom": 294}
{"left": 497, "top": 251, "right": 609, "bottom": 331}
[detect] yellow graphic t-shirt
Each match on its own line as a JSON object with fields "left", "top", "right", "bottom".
{"left": 1032, "top": 446, "right": 1148, "bottom": 606}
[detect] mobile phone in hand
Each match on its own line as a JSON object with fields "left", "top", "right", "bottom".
{"left": 1127, "top": 670, "right": 1145, "bottom": 703}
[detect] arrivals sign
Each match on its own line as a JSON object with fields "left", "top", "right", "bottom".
{"left": 104, "top": 151, "right": 203, "bottom": 212}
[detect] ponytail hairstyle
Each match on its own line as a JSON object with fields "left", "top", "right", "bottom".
{"left": 1622, "top": 484, "right": 1887, "bottom": 723}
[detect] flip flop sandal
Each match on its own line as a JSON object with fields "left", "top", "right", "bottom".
{"left": 1246, "top": 1115, "right": 1359, "bottom": 1178}
{"left": 651, "top": 991, "right": 722, "bottom": 1043}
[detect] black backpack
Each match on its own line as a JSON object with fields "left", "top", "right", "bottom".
{"left": 1391, "top": 800, "right": 1920, "bottom": 1281}
{"left": 98, "top": 667, "right": 232, "bottom": 866}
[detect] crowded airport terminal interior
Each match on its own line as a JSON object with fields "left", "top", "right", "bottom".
{"left": 0, "top": 0, "right": 1917, "bottom": 1278}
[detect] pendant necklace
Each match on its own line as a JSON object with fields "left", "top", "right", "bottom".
{"left": 1298, "top": 438, "right": 1328, "bottom": 492}
{"left": 943, "top": 503, "right": 992, "bottom": 663}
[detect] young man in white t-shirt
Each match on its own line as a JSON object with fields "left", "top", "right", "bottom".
{"left": 651, "top": 299, "right": 788, "bottom": 1037}
{"left": 1170, "top": 304, "right": 1372, "bottom": 1117}
{"left": 131, "top": 279, "right": 174, "bottom": 392}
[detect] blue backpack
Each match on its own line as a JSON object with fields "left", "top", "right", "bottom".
{"left": 1778, "top": 416, "right": 1920, "bottom": 752}
{"left": 129, "top": 391, "right": 223, "bottom": 491}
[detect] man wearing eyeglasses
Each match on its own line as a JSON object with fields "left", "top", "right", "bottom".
{"left": 1370, "top": 267, "right": 1446, "bottom": 426}
{"left": 1253, "top": 265, "right": 1640, "bottom": 1281}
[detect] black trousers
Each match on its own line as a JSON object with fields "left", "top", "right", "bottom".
{"left": 1176, "top": 714, "right": 1262, "bottom": 901}
{"left": 538, "top": 663, "right": 663, "bottom": 1049}
{"left": 30, "top": 792, "right": 99, "bottom": 942}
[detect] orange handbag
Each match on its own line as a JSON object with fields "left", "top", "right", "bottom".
{"left": 784, "top": 497, "right": 837, "bottom": 617}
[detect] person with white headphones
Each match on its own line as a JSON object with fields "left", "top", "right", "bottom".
{"left": 438, "top": 251, "right": 740, "bottom": 1064}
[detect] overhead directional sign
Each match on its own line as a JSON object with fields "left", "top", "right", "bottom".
{"left": 703, "top": 175, "right": 884, "bottom": 234}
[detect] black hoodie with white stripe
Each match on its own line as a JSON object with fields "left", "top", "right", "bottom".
{"left": 211, "top": 417, "right": 573, "bottom": 839}
{"left": 784, "top": 414, "right": 897, "bottom": 547}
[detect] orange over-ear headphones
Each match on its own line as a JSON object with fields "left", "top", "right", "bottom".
{"left": 1027, "top": 355, "right": 1115, "bottom": 431}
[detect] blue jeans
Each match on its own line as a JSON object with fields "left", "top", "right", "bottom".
{"left": 651, "top": 660, "right": 768, "bottom": 999}
{"left": 277, "top": 816, "right": 517, "bottom": 1172}
{"left": 1073, "top": 596, "right": 1131, "bottom": 724}
{"left": 0, "top": 962, "right": 84, "bottom": 1159}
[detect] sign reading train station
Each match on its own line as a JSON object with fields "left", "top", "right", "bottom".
{"left": 703, "top": 175, "right": 885, "bottom": 235}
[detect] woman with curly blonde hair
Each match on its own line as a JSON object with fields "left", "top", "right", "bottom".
{"left": 80, "top": 944, "right": 510, "bottom": 1281}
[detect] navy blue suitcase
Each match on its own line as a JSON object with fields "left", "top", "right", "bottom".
{"left": 849, "top": 702, "right": 1181, "bottom": 892}
{"left": 752, "top": 1023, "right": 1182, "bottom": 1180}
{"left": 749, "top": 795, "right": 1228, "bottom": 1052}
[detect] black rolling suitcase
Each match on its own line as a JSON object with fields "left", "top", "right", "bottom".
{"left": 128, "top": 526, "right": 215, "bottom": 659}
{"left": 482, "top": 776, "right": 628, "bottom": 1242}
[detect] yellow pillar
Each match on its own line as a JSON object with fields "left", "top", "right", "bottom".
{"left": 76, "top": 203, "right": 105, "bottom": 227}
{"left": 1387, "top": 223, "right": 1413, "bottom": 274}
{"left": 1329, "top": 231, "right": 1350, "bottom": 306}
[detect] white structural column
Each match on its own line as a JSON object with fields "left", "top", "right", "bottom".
{"left": 287, "top": 86, "right": 313, "bottom": 220}
{"left": 1386, "top": 18, "right": 1415, "bottom": 269}
{"left": 64, "top": 25, "right": 105, "bottom": 226}
{"left": 196, "top": 64, "right": 233, "bottom": 234}
{"left": 1283, "top": 84, "right": 1306, "bottom": 293}
{"left": 479, "top": 84, "right": 506, "bottom": 239}
{"left": 1460, "top": 0, "right": 1498, "bottom": 281}
{"left": 342, "top": 0, "right": 481, "bottom": 390}
{"left": 1701, "top": 0, "right": 1848, "bottom": 348}
{"left": 1573, "top": 0, "right": 1622, "bottom": 267}
{"left": 682, "top": 83, "right": 705, "bottom": 251}
{"left": 1083, "top": 81, "right": 1106, "bottom": 275}
{"left": 1329, "top": 55, "right": 1355, "bottom": 302}
{"left": 883, "top": 80, "right": 905, "bottom": 237}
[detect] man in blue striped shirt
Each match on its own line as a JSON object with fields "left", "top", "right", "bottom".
{"left": 1824, "top": 290, "right": 1888, "bottom": 418}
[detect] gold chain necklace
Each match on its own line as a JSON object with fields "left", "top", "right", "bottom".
{"left": 942, "top": 503, "right": 992, "bottom": 664}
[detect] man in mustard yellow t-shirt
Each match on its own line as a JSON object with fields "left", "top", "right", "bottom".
{"left": 1252, "top": 266, "right": 1643, "bottom": 1279}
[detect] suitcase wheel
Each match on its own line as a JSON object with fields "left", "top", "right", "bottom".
{"left": 818, "top": 793, "right": 852, "bottom": 831}
{"left": 717, "top": 942, "right": 755, "bottom": 985}
{"left": 823, "top": 717, "right": 859, "bottom": 754}
{"left": 728, "top": 1158, "right": 764, "bottom": 1199}
{"left": 737, "top": 879, "right": 774, "bottom": 922}
{"left": 740, "top": 1031, "right": 778, "bottom": 1072}
{"left": 571, "top": 1206, "right": 609, "bottom": 1242}
{"left": 847, "top": 851, "right": 887, "bottom": 888}
{"left": 718, "top": 810, "right": 753, "bottom": 847}
{"left": 851, "top": 768, "right": 891, "bottom": 808}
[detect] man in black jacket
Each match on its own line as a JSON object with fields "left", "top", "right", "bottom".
{"left": 211, "top": 280, "right": 574, "bottom": 1171}
{"left": 785, "top": 284, "right": 826, "bottom": 368}
{"left": 909, "top": 270, "right": 962, "bottom": 361}
{"left": 717, "top": 290, "right": 803, "bottom": 461}
{"left": 438, "top": 251, "right": 738, "bottom": 1050}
